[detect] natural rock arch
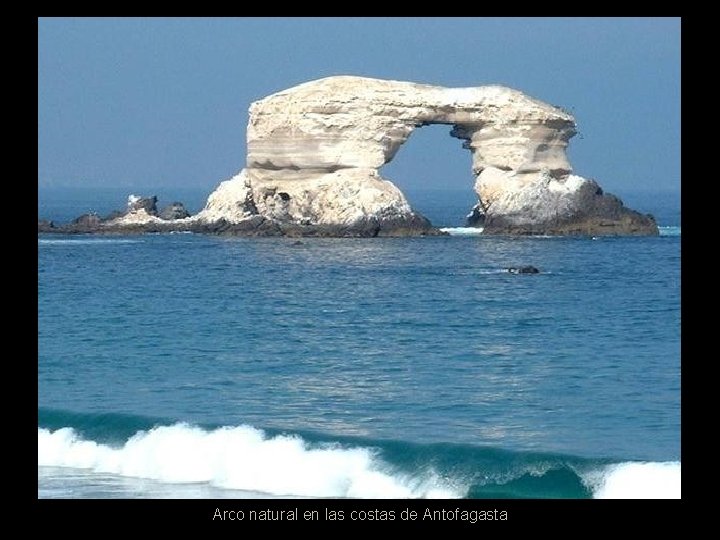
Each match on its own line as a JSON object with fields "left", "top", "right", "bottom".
{"left": 196, "top": 76, "right": 657, "bottom": 236}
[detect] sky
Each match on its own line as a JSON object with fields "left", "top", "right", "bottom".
{"left": 38, "top": 17, "right": 680, "bottom": 199}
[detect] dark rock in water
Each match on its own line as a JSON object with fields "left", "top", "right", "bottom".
{"left": 375, "top": 213, "right": 446, "bottom": 237}
{"left": 37, "top": 193, "right": 445, "bottom": 237}
{"left": 197, "top": 215, "right": 284, "bottom": 236}
{"left": 127, "top": 195, "right": 158, "bottom": 215}
{"left": 465, "top": 203, "right": 485, "bottom": 227}
{"left": 507, "top": 266, "right": 540, "bottom": 274}
{"left": 72, "top": 213, "right": 102, "bottom": 227}
{"left": 274, "top": 213, "right": 444, "bottom": 238}
{"left": 159, "top": 202, "right": 190, "bottom": 220}
{"left": 482, "top": 179, "right": 658, "bottom": 236}
{"left": 57, "top": 212, "right": 104, "bottom": 233}
{"left": 38, "top": 219, "right": 55, "bottom": 232}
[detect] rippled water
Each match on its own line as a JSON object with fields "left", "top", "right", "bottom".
{"left": 37, "top": 189, "right": 680, "bottom": 498}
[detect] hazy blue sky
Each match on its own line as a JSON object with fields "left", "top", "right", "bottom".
{"left": 38, "top": 17, "right": 680, "bottom": 198}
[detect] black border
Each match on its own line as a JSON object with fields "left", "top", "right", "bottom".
{"left": 36, "top": 16, "right": 687, "bottom": 527}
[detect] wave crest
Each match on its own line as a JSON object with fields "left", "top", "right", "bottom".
{"left": 37, "top": 424, "right": 461, "bottom": 499}
{"left": 582, "top": 461, "right": 681, "bottom": 499}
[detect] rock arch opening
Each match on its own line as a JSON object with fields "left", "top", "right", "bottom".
{"left": 380, "top": 123, "right": 476, "bottom": 227}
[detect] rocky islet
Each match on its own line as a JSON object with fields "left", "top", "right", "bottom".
{"left": 39, "top": 76, "right": 658, "bottom": 237}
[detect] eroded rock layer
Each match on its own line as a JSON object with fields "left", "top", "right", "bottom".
{"left": 193, "top": 76, "right": 656, "bottom": 236}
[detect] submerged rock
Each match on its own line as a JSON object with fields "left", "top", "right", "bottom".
{"left": 507, "top": 266, "right": 540, "bottom": 274}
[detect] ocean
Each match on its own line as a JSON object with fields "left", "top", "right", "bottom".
{"left": 37, "top": 187, "right": 680, "bottom": 499}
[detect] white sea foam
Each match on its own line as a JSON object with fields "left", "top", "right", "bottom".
{"left": 441, "top": 225, "right": 680, "bottom": 238}
{"left": 659, "top": 226, "right": 681, "bottom": 237}
{"left": 440, "top": 227, "right": 484, "bottom": 236}
{"left": 37, "top": 425, "right": 462, "bottom": 499}
{"left": 584, "top": 461, "right": 680, "bottom": 499}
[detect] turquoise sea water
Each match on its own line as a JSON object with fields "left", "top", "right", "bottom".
{"left": 37, "top": 189, "right": 680, "bottom": 498}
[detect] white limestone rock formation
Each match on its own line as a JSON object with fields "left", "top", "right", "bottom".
{"left": 196, "top": 75, "right": 656, "bottom": 236}
{"left": 102, "top": 194, "right": 193, "bottom": 229}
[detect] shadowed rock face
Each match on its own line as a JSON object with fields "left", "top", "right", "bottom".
{"left": 159, "top": 202, "right": 191, "bottom": 220}
{"left": 38, "top": 219, "right": 55, "bottom": 232}
{"left": 72, "top": 213, "right": 102, "bottom": 228}
{"left": 192, "top": 75, "right": 657, "bottom": 236}
{"left": 127, "top": 195, "right": 158, "bottom": 215}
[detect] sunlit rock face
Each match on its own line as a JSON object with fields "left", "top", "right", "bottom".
{"left": 196, "top": 75, "right": 657, "bottom": 236}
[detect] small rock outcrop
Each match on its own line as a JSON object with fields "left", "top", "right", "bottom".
{"left": 72, "top": 213, "right": 102, "bottom": 228}
{"left": 465, "top": 204, "right": 485, "bottom": 227}
{"left": 159, "top": 202, "right": 191, "bottom": 220}
{"left": 38, "top": 219, "right": 55, "bottom": 232}
{"left": 102, "top": 195, "right": 192, "bottom": 227}
{"left": 103, "top": 210, "right": 125, "bottom": 222}
{"left": 127, "top": 194, "right": 158, "bottom": 215}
